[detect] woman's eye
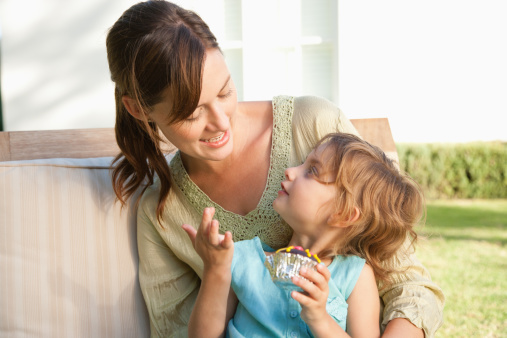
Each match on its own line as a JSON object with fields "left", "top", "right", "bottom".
{"left": 219, "top": 89, "right": 233, "bottom": 99}
{"left": 186, "top": 108, "right": 203, "bottom": 122}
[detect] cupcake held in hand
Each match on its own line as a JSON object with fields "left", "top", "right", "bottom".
{"left": 265, "top": 246, "right": 321, "bottom": 290}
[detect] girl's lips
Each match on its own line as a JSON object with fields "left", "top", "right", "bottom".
{"left": 277, "top": 190, "right": 288, "bottom": 197}
{"left": 279, "top": 182, "right": 288, "bottom": 195}
{"left": 200, "top": 130, "right": 230, "bottom": 148}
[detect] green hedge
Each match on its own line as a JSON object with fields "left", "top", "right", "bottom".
{"left": 396, "top": 142, "right": 507, "bottom": 199}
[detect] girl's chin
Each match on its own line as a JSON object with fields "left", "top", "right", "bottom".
{"left": 272, "top": 200, "right": 282, "bottom": 212}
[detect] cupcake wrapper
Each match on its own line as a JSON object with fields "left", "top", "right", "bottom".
{"left": 265, "top": 252, "right": 319, "bottom": 291}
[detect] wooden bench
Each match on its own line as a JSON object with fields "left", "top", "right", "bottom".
{"left": 0, "top": 118, "right": 397, "bottom": 161}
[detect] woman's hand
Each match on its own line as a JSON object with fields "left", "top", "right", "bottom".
{"left": 182, "top": 207, "right": 234, "bottom": 273}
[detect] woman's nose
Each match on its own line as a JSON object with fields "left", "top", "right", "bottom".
{"left": 208, "top": 103, "right": 230, "bottom": 130}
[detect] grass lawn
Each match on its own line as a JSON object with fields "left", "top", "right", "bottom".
{"left": 416, "top": 199, "right": 507, "bottom": 337}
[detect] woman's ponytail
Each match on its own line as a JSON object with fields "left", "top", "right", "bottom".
{"left": 106, "top": 1, "right": 220, "bottom": 222}
{"left": 111, "top": 86, "right": 172, "bottom": 222}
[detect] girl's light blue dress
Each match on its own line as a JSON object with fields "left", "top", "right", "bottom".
{"left": 227, "top": 237, "right": 365, "bottom": 337}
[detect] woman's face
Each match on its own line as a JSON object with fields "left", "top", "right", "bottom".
{"left": 149, "top": 48, "right": 238, "bottom": 162}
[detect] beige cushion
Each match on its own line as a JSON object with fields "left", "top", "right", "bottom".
{"left": 0, "top": 157, "right": 149, "bottom": 337}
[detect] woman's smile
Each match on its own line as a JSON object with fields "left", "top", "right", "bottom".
{"left": 200, "top": 129, "right": 230, "bottom": 148}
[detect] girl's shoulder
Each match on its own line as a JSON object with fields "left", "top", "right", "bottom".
{"left": 328, "top": 255, "right": 366, "bottom": 299}
{"left": 331, "top": 255, "right": 366, "bottom": 270}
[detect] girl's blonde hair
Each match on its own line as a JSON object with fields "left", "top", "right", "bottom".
{"left": 317, "top": 133, "right": 424, "bottom": 286}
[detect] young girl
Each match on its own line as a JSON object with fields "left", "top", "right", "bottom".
{"left": 182, "top": 133, "right": 424, "bottom": 337}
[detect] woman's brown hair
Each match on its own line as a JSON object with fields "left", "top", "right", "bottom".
{"left": 317, "top": 133, "right": 424, "bottom": 286}
{"left": 106, "top": 1, "right": 219, "bottom": 220}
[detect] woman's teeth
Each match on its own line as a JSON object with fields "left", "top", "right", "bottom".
{"left": 202, "top": 133, "right": 224, "bottom": 143}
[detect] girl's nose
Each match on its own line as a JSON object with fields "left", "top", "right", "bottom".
{"left": 284, "top": 167, "right": 295, "bottom": 180}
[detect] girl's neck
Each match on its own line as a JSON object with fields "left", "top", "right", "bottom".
{"left": 287, "top": 229, "right": 345, "bottom": 264}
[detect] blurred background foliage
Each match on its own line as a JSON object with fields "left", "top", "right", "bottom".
{"left": 397, "top": 142, "right": 507, "bottom": 199}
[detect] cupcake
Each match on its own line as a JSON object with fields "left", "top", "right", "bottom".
{"left": 264, "top": 246, "right": 321, "bottom": 291}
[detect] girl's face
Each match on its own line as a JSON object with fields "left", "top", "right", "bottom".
{"left": 273, "top": 144, "right": 338, "bottom": 233}
{"left": 149, "top": 48, "right": 238, "bottom": 162}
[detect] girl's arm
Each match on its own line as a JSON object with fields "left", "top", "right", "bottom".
{"left": 346, "top": 264, "right": 380, "bottom": 338}
{"left": 188, "top": 277, "right": 238, "bottom": 338}
{"left": 182, "top": 207, "right": 238, "bottom": 337}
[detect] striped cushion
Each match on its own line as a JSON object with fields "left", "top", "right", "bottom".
{"left": 0, "top": 157, "right": 150, "bottom": 337}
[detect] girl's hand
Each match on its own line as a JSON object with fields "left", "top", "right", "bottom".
{"left": 182, "top": 207, "right": 234, "bottom": 273}
{"left": 291, "top": 264, "right": 331, "bottom": 326}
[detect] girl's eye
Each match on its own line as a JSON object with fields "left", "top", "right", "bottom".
{"left": 305, "top": 166, "right": 319, "bottom": 178}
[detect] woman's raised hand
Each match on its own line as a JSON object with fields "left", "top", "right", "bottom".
{"left": 182, "top": 207, "right": 234, "bottom": 272}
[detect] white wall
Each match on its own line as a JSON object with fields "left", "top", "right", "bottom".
{"left": 0, "top": 0, "right": 137, "bottom": 131}
{"left": 1, "top": 0, "right": 506, "bottom": 143}
{"left": 338, "top": 0, "right": 507, "bottom": 142}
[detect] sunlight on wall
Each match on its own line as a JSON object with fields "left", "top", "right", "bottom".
{"left": 338, "top": 0, "right": 507, "bottom": 142}
{"left": 1, "top": 0, "right": 506, "bottom": 143}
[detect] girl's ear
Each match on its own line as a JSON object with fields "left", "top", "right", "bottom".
{"left": 327, "top": 207, "right": 360, "bottom": 228}
{"left": 122, "top": 95, "right": 144, "bottom": 120}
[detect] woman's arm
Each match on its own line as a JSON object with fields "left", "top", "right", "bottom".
{"left": 182, "top": 208, "right": 237, "bottom": 337}
{"left": 346, "top": 264, "right": 381, "bottom": 338}
{"left": 379, "top": 238, "right": 445, "bottom": 337}
{"left": 291, "top": 95, "right": 360, "bottom": 165}
{"left": 137, "top": 192, "right": 201, "bottom": 337}
{"left": 382, "top": 318, "right": 424, "bottom": 338}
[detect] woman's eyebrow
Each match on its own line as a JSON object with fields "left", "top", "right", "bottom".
{"left": 196, "top": 75, "right": 231, "bottom": 108}
{"left": 220, "top": 75, "right": 231, "bottom": 91}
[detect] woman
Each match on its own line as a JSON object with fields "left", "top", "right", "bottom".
{"left": 106, "top": 1, "right": 444, "bottom": 337}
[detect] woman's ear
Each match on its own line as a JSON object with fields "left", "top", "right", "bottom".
{"left": 122, "top": 95, "right": 144, "bottom": 120}
{"left": 327, "top": 206, "right": 360, "bottom": 228}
